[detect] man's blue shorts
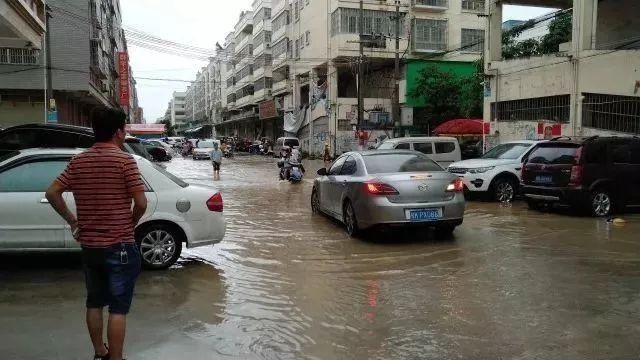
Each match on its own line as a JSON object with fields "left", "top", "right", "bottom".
{"left": 82, "top": 243, "right": 141, "bottom": 315}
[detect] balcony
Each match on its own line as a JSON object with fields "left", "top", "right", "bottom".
{"left": 272, "top": 25, "right": 287, "bottom": 43}
{"left": 254, "top": 88, "right": 271, "bottom": 101}
{"left": 228, "top": 109, "right": 258, "bottom": 122}
{"left": 272, "top": 79, "right": 291, "bottom": 95}
{"left": 412, "top": 0, "right": 448, "bottom": 11}
{"left": 235, "top": 36, "right": 252, "bottom": 56}
{"left": 272, "top": 0, "right": 288, "bottom": 19}
{"left": 253, "top": 66, "right": 272, "bottom": 79}
{"left": 235, "top": 11, "right": 254, "bottom": 37}
{"left": 235, "top": 94, "right": 255, "bottom": 108}
{"left": 272, "top": 54, "right": 289, "bottom": 70}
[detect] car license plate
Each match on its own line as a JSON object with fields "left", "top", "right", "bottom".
{"left": 535, "top": 175, "right": 553, "bottom": 184}
{"left": 407, "top": 208, "right": 442, "bottom": 222}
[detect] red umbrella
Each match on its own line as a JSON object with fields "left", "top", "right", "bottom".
{"left": 432, "top": 119, "right": 489, "bottom": 135}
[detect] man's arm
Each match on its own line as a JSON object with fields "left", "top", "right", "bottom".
{"left": 131, "top": 190, "right": 147, "bottom": 225}
{"left": 45, "top": 181, "right": 78, "bottom": 235}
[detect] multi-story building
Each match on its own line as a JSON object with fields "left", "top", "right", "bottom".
{"left": 170, "top": 91, "right": 187, "bottom": 131}
{"left": 0, "top": 0, "right": 137, "bottom": 127}
{"left": 484, "top": 0, "right": 640, "bottom": 142}
{"left": 0, "top": 0, "right": 45, "bottom": 48}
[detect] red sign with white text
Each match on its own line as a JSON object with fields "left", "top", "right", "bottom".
{"left": 118, "top": 52, "right": 129, "bottom": 108}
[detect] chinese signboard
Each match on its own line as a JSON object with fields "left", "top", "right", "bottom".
{"left": 259, "top": 100, "right": 278, "bottom": 120}
{"left": 118, "top": 52, "right": 129, "bottom": 108}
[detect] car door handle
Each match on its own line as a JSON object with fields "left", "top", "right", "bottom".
{"left": 40, "top": 198, "right": 49, "bottom": 204}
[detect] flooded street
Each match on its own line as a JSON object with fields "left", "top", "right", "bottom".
{"left": 2, "top": 155, "right": 640, "bottom": 360}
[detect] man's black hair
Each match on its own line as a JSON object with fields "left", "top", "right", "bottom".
{"left": 92, "top": 108, "right": 127, "bottom": 142}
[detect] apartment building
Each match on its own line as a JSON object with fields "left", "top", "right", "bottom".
{"left": 0, "top": 0, "right": 45, "bottom": 48}
{"left": 484, "top": 0, "right": 640, "bottom": 142}
{"left": 0, "top": 0, "right": 138, "bottom": 127}
{"left": 169, "top": 91, "right": 186, "bottom": 131}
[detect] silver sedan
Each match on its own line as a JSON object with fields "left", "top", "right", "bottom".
{"left": 311, "top": 150, "right": 465, "bottom": 237}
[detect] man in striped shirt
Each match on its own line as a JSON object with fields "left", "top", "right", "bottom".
{"left": 46, "top": 109, "right": 147, "bottom": 360}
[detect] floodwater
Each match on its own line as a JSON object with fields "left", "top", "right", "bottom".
{"left": 2, "top": 155, "right": 640, "bottom": 360}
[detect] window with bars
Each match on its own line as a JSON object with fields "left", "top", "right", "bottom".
{"left": 272, "top": 38, "right": 289, "bottom": 58}
{"left": 294, "top": 39, "right": 300, "bottom": 58}
{"left": 226, "top": 77, "right": 235, "bottom": 88}
{"left": 294, "top": 2, "right": 299, "bottom": 21}
{"left": 414, "top": 0, "right": 448, "bottom": 7}
{"left": 412, "top": 19, "right": 447, "bottom": 52}
{"left": 254, "top": 54, "right": 273, "bottom": 70}
{"left": 490, "top": 95, "right": 571, "bottom": 123}
{"left": 253, "top": 7, "right": 271, "bottom": 21}
{"left": 330, "top": 8, "right": 404, "bottom": 37}
{"left": 236, "top": 64, "right": 253, "bottom": 81}
{"left": 227, "top": 93, "right": 236, "bottom": 103}
{"left": 461, "top": 0, "right": 485, "bottom": 12}
{"left": 236, "top": 84, "right": 254, "bottom": 99}
{"left": 273, "top": 11, "right": 289, "bottom": 33}
{"left": 254, "top": 77, "right": 273, "bottom": 92}
{"left": 254, "top": 31, "right": 272, "bottom": 48}
{"left": 582, "top": 93, "right": 640, "bottom": 134}
{"left": 236, "top": 44, "right": 253, "bottom": 62}
{"left": 461, "top": 29, "right": 484, "bottom": 53}
{"left": 305, "top": 31, "right": 310, "bottom": 46}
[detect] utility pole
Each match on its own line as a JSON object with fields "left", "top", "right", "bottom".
{"left": 357, "top": 0, "right": 364, "bottom": 128}
{"left": 44, "top": 5, "right": 53, "bottom": 123}
{"left": 393, "top": 0, "right": 401, "bottom": 136}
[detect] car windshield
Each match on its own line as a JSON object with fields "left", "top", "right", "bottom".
{"left": 528, "top": 145, "right": 579, "bottom": 165}
{"left": 198, "top": 141, "right": 214, "bottom": 148}
{"left": 377, "top": 142, "right": 397, "bottom": 150}
{"left": 151, "top": 162, "right": 188, "bottom": 188}
{"left": 363, "top": 153, "right": 443, "bottom": 174}
{"left": 482, "top": 143, "right": 532, "bottom": 159}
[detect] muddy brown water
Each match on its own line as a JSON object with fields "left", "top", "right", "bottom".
{"left": 1, "top": 155, "right": 640, "bottom": 359}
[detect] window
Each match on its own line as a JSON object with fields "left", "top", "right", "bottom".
{"left": 272, "top": 38, "right": 289, "bottom": 58}
{"left": 461, "top": 29, "right": 484, "bottom": 53}
{"left": 328, "top": 156, "right": 347, "bottom": 175}
{"left": 331, "top": 8, "right": 404, "bottom": 37}
{"left": 0, "top": 160, "right": 69, "bottom": 192}
{"left": 482, "top": 143, "right": 531, "bottom": 160}
{"left": 363, "top": 153, "right": 442, "bottom": 174}
{"left": 491, "top": 95, "right": 571, "bottom": 123}
{"left": 528, "top": 145, "right": 579, "bottom": 165}
{"left": 294, "top": 39, "right": 300, "bottom": 58}
{"left": 462, "top": 0, "right": 485, "bottom": 12}
{"left": 0, "top": 130, "right": 39, "bottom": 150}
{"left": 294, "top": 2, "right": 299, "bottom": 21}
{"left": 413, "top": 19, "right": 448, "bottom": 52}
{"left": 435, "top": 142, "right": 456, "bottom": 154}
{"left": 340, "top": 156, "right": 357, "bottom": 175}
{"left": 414, "top": 142, "right": 433, "bottom": 154}
{"left": 300, "top": 35, "right": 305, "bottom": 50}
{"left": 151, "top": 163, "right": 188, "bottom": 188}
{"left": 305, "top": 31, "right": 310, "bottom": 46}
{"left": 273, "top": 11, "right": 289, "bottom": 33}
{"left": 395, "top": 143, "right": 410, "bottom": 150}
{"left": 582, "top": 93, "right": 640, "bottom": 134}
{"left": 610, "top": 141, "right": 640, "bottom": 165}
{"left": 0, "top": 47, "right": 40, "bottom": 65}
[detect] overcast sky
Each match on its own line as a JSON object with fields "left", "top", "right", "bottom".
{"left": 120, "top": 1, "right": 555, "bottom": 122}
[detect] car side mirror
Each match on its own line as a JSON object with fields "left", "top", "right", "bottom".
{"left": 317, "top": 168, "right": 327, "bottom": 176}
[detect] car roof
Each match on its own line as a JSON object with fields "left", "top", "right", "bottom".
{"left": 1, "top": 148, "right": 147, "bottom": 164}
{"left": 2, "top": 123, "right": 93, "bottom": 134}
{"left": 344, "top": 149, "right": 420, "bottom": 157}
{"left": 384, "top": 136, "right": 457, "bottom": 142}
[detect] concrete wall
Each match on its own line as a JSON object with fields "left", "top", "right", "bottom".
{"left": 596, "top": 0, "right": 640, "bottom": 50}
{"left": 0, "top": 97, "right": 44, "bottom": 127}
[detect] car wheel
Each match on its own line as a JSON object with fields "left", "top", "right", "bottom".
{"left": 343, "top": 201, "right": 360, "bottom": 237}
{"left": 137, "top": 224, "right": 183, "bottom": 270}
{"left": 590, "top": 189, "right": 613, "bottom": 217}
{"left": 311, "top": 188, "right": 320, "bottom": 213}
{"left": 493, "top": 177, "right": 517, "bottom": 202}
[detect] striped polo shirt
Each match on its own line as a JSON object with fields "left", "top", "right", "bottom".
{"left": 56, "top": 142, "right": 146, "bottom": 248}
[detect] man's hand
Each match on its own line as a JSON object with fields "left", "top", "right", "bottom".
{"left": 70, "top": 220, "right": 80, "bottom": 240}
{"left": 46, "top": 181, "right": 78, "bottom": 236}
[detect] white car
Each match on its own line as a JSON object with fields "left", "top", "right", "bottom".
{"left": 447, "top": 141, "right": 542, "bottom": 202}
{"left": 192, "top": 139, "right": 221, "bottom": 160}
{"left": 0, "top": 149, "right": 226, "bottom": 269}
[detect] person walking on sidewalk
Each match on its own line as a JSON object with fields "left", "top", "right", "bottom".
{"left": 45, "top": 109, "right": 148, "bottom": 360}
{"left": 211, "top": 142, "right": 223, "bottom": 180}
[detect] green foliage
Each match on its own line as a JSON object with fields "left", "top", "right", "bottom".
{"left": 502, "top": 11, "right": 572, "bottom": 60}
{"left": 409, "top": 61, "right": 484, "bottom": 126}
{"left": 159, "top": 118, "right": 176, "bottom": 136}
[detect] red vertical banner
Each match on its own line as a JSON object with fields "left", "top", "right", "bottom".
{"left": 118, "top": 52, "right": 129, "bottom": 108}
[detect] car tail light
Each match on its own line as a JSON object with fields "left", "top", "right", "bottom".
{"left": 569, "top": 146, "right": 584, "bottom": 188}
{"left": 446, "top": 178, "right": 465, "bottom": 192}
{"left": 206, "top": 192, "right": 223, "bottom": 212}
{"left": 365, "top": 182, "right": 399, "bottom": 196}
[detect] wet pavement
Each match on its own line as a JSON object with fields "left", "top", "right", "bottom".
{"left": 2, "top": 155, "right": 640, "bottom": 359}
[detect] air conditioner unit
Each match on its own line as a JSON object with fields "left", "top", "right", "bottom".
{"left": 267, "top": 89, "right": 273, "bottom": 96}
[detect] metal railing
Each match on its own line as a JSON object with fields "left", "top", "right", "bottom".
{"left": 0, "top": 47, "right": 39, "bottom": 65}
{"left": 582, "top": 93, "right": 640, "bottom": 134}
{"left": 490, "top": 95, "right": 571, "bottom": 123}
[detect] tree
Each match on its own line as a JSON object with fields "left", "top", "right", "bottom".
{"left": 459, "top": 59, "right": 484, "bottom": 119}
{"left": 409, "top": 65, "right": 462, "bottom": 127}
{"left": 159, "top": 118, "right": 176, "bottom": 136}
{"left": 502, "top": 12, "right": 572, "bottom": 60}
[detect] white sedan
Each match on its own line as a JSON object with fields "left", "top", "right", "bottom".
{"left": 0, "top": 148, "right": 225, "bottom": 269}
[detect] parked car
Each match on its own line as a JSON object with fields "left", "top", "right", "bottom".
{"left": 192, "top": 139, "right": 220, "bottom": 160}
{"left": 0, "top": 123, "right": 153, "bottom": 161}
{"left": 143, "top": 140, "right": 172, "bottom": 162}
{"left": 311, "top": 150, "right": 465, "bottom": 237}
{"left": 377, "top": 137, "right": 462, "bottom": 168}
{"left": 460, "top": 139, "right": 483, "bottom": 159}
{"left": 274, "top": 137, "right": 300, "bottom": 157}
{"left": 0, "top": 148, "right": 226, "bottom": 269}
{"left": 148, "top": 139, "right": 177, "bottom": 157}
{"left": 448, "top": 140, "right": 542, "bottom": 202}
{"left": 522, "top": 136, "right": 640, "bottom": 217}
